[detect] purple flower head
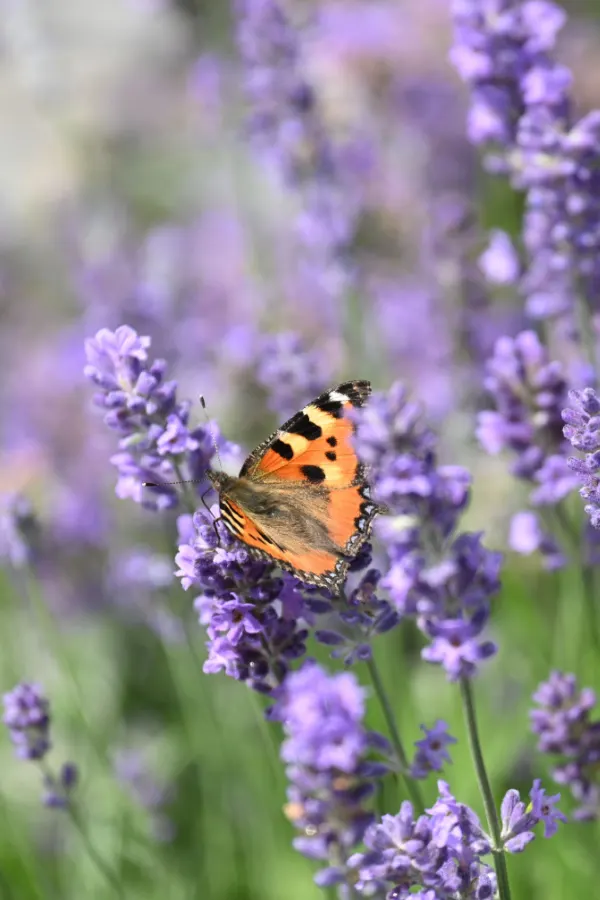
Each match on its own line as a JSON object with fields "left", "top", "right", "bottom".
{"left": 509, "top": 511, "right": 566, "bottom": 569}
{"left": 477, "top": 331, "right": 570, "bottom": 490}
{"left": 315, "top": 561, "right": 401, "bottom": 665}
{"left": 177, "top": 508, "right": 310, "bottom": 691}
{"left": 563, "top": 388, "right": 600, "bottom": 528}
{"left": 43, "top": 762, "right": 79, "bottom": 810}
{"left": 0, "top": 494, "right": 41, "bottom": 569}
{"left": 451, "top": 0, "right": 600, "bottom": 320}
{"left": 254, "top": 331, "right": 331, "bottom": 419}
{"left": 410, "top": 720, "right": 457, "bottom": 779}
{"left": 353, "top": 383, "right": 500, "bottom": 680}
{"left": 3, "top": 683, "right": 51, "bottom": 761}
{"left": 529, "top": 779, "right": 567, "bottom": 837}
{"left": 479, "top": 230, "right": 519, "bottom": 285}
{"left": 272, "top": 662, "right": 384, "bottom": 889}
{"left": 85, "top": 325, "right": 225, "bottom": 510}
{"left": 531, "top": 670, "right": 600, "bottom": 820}
{"left": 236, "top": 0, "right": 365, "bottom": 331}
{"left": 349, "top": 783, "right": 496, "bottom": 897}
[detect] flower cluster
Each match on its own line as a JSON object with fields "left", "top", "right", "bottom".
{"left": 236, "top": 0, "right": 364, "bottom": 331}
{"left": 451, "top": 0, "right": 600, "bottom": 320}
{"left": 562, "top": 387, "right": 600, "bottom": 529}
{"left": 531, "top": 670, "right": 600, "bottom": 820}
{"left": 478, "top": 331, "right": 576, "bottom": 566}
{"left": 477, "top": 331, "right": 572, "bottom": 496}
{"left": 84, "top": 325, "right": 222, "bottom": 511}
{"left": 410, "top": 721, "right": 457, "bottom": 780}
{"left": 314, "top": 559, "right": 400, "bottom": 666}
{"left": 3, "top": 683, "right": 78, "bottom": 809}
{"left": 269, "top": 662, "right": 388, "bottom": 890}
{"left": 254, "top": 331, "right": 331, "bottom": 419}
{"left": 349, "top": 779, "right": 564, "bottom": 897}
{"left": 176, "top": 510, "right": 312, "bottom": 691}
{"left": 352, "top": 382, "right": 501, "bottom": 681}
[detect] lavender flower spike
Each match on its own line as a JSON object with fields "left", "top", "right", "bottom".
{"left": 270, "top": 662, "right": 387, "bottom": 890}
{"left": 85, "top": 325, "right": 221, "bottom": 511}
{"left": 3, "top": 683, "right": 51, "bottom": 760}
{"left": 563, "top": 388, "right": 600, "bottom": 528}
{"left": 531, "top": 670, "right": 600, "bottom": 820}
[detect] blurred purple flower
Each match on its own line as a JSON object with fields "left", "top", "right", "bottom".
{"left": 563, "top": 387, "right": 600, "bottom": 528}
{"left": 115, "top": 748, "right": 176, "bottom": 842}
{"left": 236, "top": 0, "right": 366, "bottom": 332}
{"left": 410, "top": 720, "right": 457, "bottom": 780}
{"left": 353, "top": 383, "right": 501, "bottom": 681}
{"left": 3, "top": 682, "right": 51, "bottom": 760}
{"left": 509, "top": 511, "right": 565, "bottom": 569}
{"left": 479, "top": 230, "right": 520, "bottom": 285}
{"left": 451, "top": 0, "right": 600, "bottom": 321}
{"left": 270, "top": 662, "right": 387, "bottom": 889}
{"left": 254, "top": 331, "right": 331, "bottom": 419}
{"left": 531, "top": 670, "right": 600, "bottom": 820}
{"left": 0, "top": 494, "right": 40, "bottom": 569}
{"left": 3, "top": 683, "right": 78, "bottom": 809}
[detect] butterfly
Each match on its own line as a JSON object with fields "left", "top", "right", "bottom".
{"left": 207, "top": 380, "right": 385, "bottom": 593}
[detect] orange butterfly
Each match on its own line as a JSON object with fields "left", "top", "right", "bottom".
{"left": 208, "top": 380, "right": 385, "bottom": 593}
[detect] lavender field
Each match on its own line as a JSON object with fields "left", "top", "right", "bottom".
{"left": 2, "top": 1, "right": 600, "bottom": 898}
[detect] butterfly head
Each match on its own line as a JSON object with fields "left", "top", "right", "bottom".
{"left": 206, "top": 469, "right": 235, "bottom": 495}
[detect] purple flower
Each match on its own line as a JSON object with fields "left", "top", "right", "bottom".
{"left": 529, "top": 779, "right": 567, "bottom": 837}
{"left": 3, "top": 683, "right": 51, "bottom": 760}
{"left": 563, "top": 387, "right": 600, "bottom": 528}
{"left": 43, "top": 762, "right": 79, "bottom": 810}
{"left": 270, "top": 662, "right": 385, "bottom": 889}
{"left": 477, "top": 331, "right": 570, "bottom": 489}
{"left": 410, "top": 720, "right": 457, "bottom": 779}
{"left": 0, "top": 494, "right": 40, "bottom": 569}
{"left": 176, "top": 508, "right": 310, "bottom": 691}
{"left": 236, "top": 0, "right": 365, "bottom": 332}
{"left": 451, "top": 0, "right": 600, "bottom": 320}
{"left": 349, "top": 784, "right": 495, "bottom": 897}
{"left": 353, "top": 383, "right": 501, "bottom": 681}
{"left": 479, "top": 230, "right": 520, "bottom": 285}
{"left": 84, "top": 325, "right": 224, "bottom": 511}
{"left": 254, "top": 331, "right": 331, "bottom": 419}
{"left": 531, "top": 670, "right": 600, "bottom": 820}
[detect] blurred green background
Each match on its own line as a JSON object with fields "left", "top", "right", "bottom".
{"left": 1, "top": 1, "right": 600, "bottom": 898}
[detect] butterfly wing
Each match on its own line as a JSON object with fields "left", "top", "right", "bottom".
{"left": 219, "top": 493, "right": 349, "bottom": 590}
{"left": 218, "top": 381, "right": 382, "bottom": 592}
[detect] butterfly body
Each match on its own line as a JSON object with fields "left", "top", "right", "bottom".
{"left": 208, "top": 380, "right": 384, "bottom": 593}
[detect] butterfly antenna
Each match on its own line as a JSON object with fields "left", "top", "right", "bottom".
{"left": 200, "top": 395, "right": 223, "bottom": 472}
{"left": 142, "top": 394, "right": 223, "bottom": 491}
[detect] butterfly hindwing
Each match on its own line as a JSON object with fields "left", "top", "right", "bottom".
{"left": 219, "top": 495, "right": 348, "bottom": 590}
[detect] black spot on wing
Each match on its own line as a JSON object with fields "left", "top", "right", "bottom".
{"left": 285, "top": 412, "right": 322, "bottom": 441}
{"left": 326, "top": 435, "right": 337, "bottom": 447}
{"left": 300, "top": 464, "right": 326, "bottom": 484}
{"left": 271, "top": 438, "right": 294, "bottom": 460}
{"left": 336, "top": 380, "right": 371, "bottom": 408}
{"left": 325, "top": 450, "right": 336, "bottom": 461}
{"left": 314, "top": 396, "right": 343, "bottom": 418}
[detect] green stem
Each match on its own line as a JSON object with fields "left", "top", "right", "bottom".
{"left": 551, "top": 504, "right": 600, "bottom": 657}
{"left": 366, "top": 656, "right": 424, "bottom": 812}
{"left": 68, "top": 806, "right": 124, "bottom": 898}
{"left": 459, "top": 677, "right": 512, "bottom": 900}
{"left": 39, "top": 762, "right": 123, "bottom": 897}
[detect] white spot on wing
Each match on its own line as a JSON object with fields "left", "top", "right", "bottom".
{"left": 329, "top": 391, "right": 347, "bottom": 403}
